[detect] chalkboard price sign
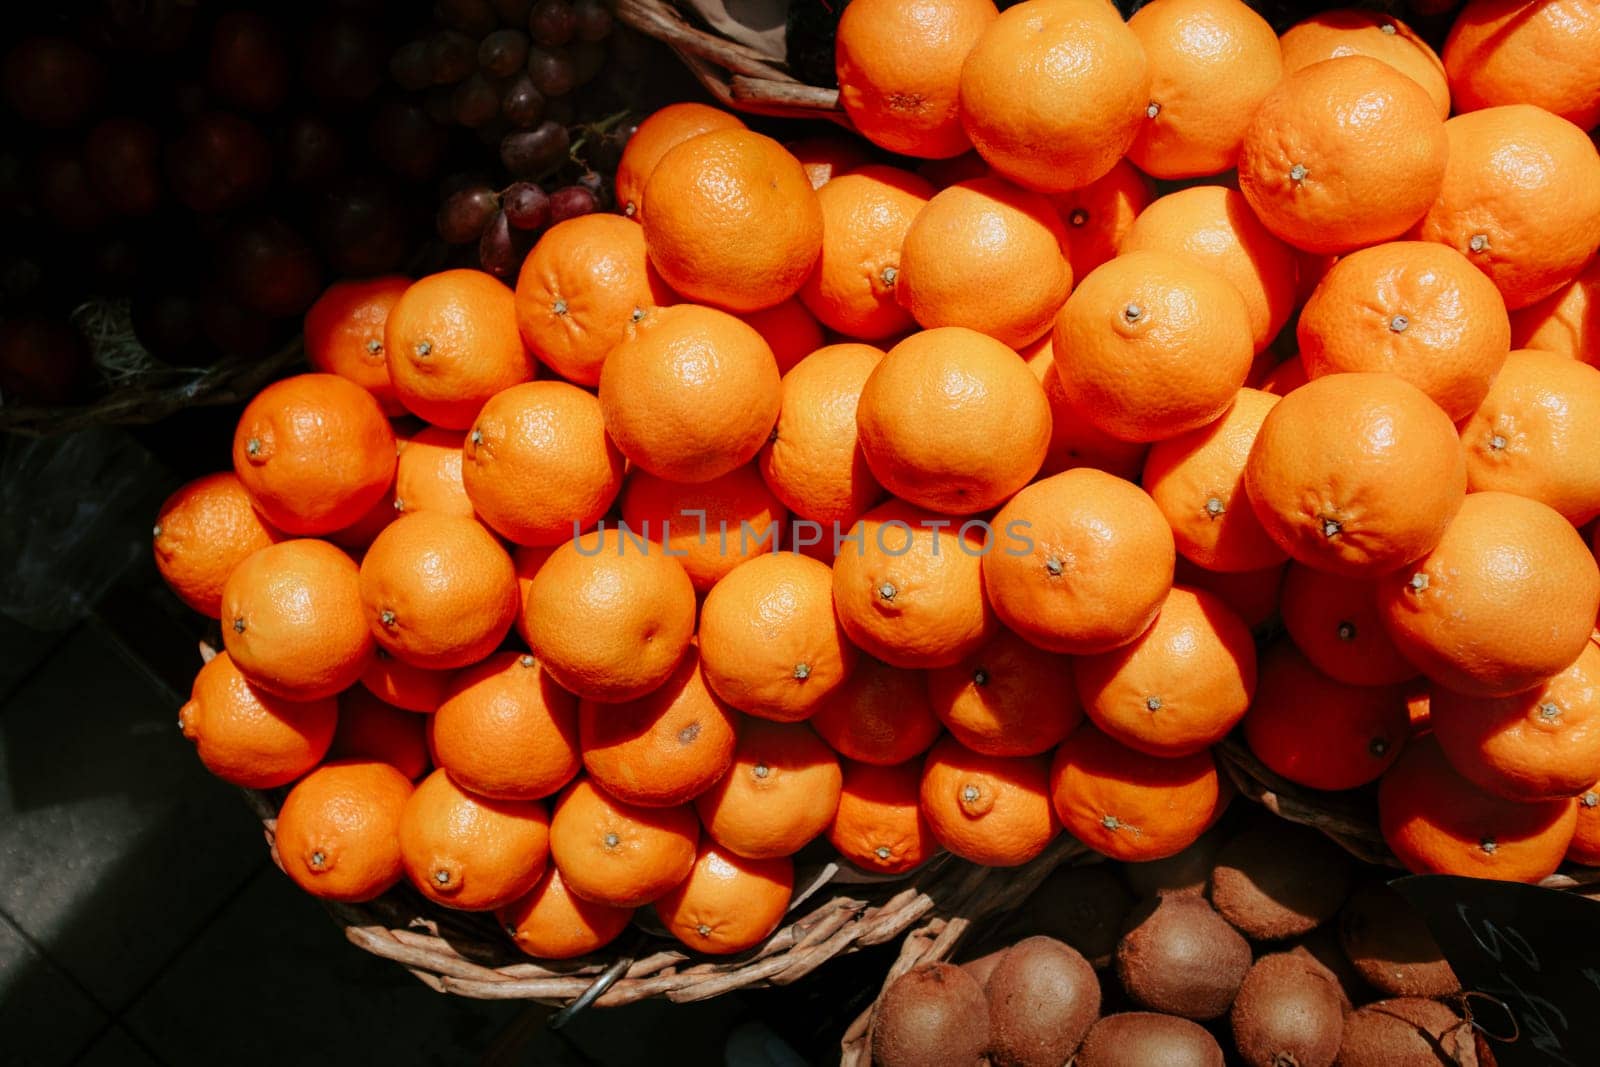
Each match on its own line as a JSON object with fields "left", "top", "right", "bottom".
{"left": 1393, "top": 875, "right": 1600, "bottom": 1067}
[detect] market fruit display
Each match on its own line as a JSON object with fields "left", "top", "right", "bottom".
{"left": 871, "top": 813, "right": 1487, "bottom": 1067}
{"left": 156, "top": 0, "right": 1600, "bottom": 977}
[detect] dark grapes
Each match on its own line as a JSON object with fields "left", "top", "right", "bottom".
{"left": 543, "top": 95, "right": 575, "bottom": 126}
{"left": 438, "top": 184, "right": 500, "bottom": 244}
{"left": 452, "top": 72, "right": 501, "bottom": 127}
{"left": 529, "top": 0, "right": 578, "bottom": 47}
{"left": 434, "top": 0, "right": 500, "bottom": 36}
{"left": 132, "top": 292, "right": 209, "bottom": 365}
{"left": 502, "top": 182, "right": 550, "bottom": 231}
{"left": 527, "top": 46, "right": 577, "bottom": 98}
{"left": 422, "top": 86, "right": 456, "bottom": 125}
{"left": 478, "top": 29, "right": 529, "bottom": 77}
{"left": 569, "top": 40, "right": 606, "bottom": 85}
{"left": 572, "top": 0, "right": 613, "bottom": 42}
{"left": 547, "top": 183, "right": 597, "bottom": 223}
{"left": 207, "top": 12, "right": 289, "bottom": 113}
{"left": 202, "top": 295, "right": 273, "bottom": 360}
{"left": 477, "top": 209, "right": 523, "bottom": 278}
{"left": 390, "top": 40, "right": 434, "bottom": 91}
{"left": 0, "top": 318, "right": 92, "bottom": 405}
{"left": 85, "top": 0, "right": 195, "bottom": 55}
{"left": 428, "top": 30, "right": 479, "bottom": 84}
{"left": 500, "top": 72, "right": 545, "bottom": 128}
{"left": 500, "top": 121, "right": 569, "bottom": 178}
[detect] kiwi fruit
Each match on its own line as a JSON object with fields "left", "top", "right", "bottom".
{"left": 960, "top": 945, "right": 1010, "bottom": 989}
{"left": 1073, "top": 1012, "right": 1225, "bottom": 1067}
{"left": 1122, "top": 822, "right": 1227, "bottom": 899}
{"left": 1230, "top": 952, "right": 1344, "bottom": 1067}
{"left": 1209, "top": 820, "right": 1354, "bottom": 940}
{"left": 984, "top": 936, "right": 1100, "bottom": 1067}
{"left": 1115, "top": 895, "right": 1251, "bottom": 1020}
{"left": 870, "top": 961, "right": 989, "bottom": 1067}
{"left": 1336, "top": 997, "right": 1473, "bottom": 1067}
{"left": 1339, "top": 881, "right": 1461, "bottom": 997}
{"left": 1287, "top": 922, "right": 1368, "bottom": 1010}
{"left": 1021, "top": 864, "right": 1134, "bottom": 968}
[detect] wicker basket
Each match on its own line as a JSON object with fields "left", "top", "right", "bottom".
{"left": 1214, "top": 738, "right": 1600, "bottom": 891}
{"left": 614, "top": 0, "right": 851, "bottom": 124}
{"left": 0, "top": 333, "right": 305, "bottom": 438}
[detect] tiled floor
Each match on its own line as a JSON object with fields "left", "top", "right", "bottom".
{"left": 0, "top": 428, "right": 857, "bottom": 1066}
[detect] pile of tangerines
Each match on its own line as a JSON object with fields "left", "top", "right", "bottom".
{"left": 153, "top": 0, "right": 1600, "bottom": 964}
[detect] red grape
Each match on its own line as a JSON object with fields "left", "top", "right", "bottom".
{"left": 502, "top": 182, "right": 551, "bottom": 230}
{"left": 219, "top": 217, "right": 323, "bottom": 318}
{"left": 500, "top": 72, "right": 545, "bottom": 128}
{"left": 529, "top": 0, "right": 577, "bottom": 47}
{"left": 547, "top": 183, "right": 597, "bottom": 223}
{"left": 84, "top": 118, "right": 162, "bottom": 216}
{"left": 438, "top": 185, "right": 501, "bottom": 244}
{"left": 281, "top": 115, "right": 348, "bottom": 188}
{"left": 527, "top": 46, "right": 577, "bottom": 97}
{"left": 428, "top": 30, "right": 478, "bottom": 84}
{"left": 207, "top": 12, "right": 289, "bottom": 113}
{"left": 572, "top": 0, "right": 613, "bottom": 41}
{"left": 479, "top": 29, "right": 530, "bottom": 77}
{"left": 452, "top": 72, "right": 502, "bottom": 127}
{"left": 500, "top": 121, "right": 569, "bottom": 178}
{"left": 478, "top": 209, "right": 524, "bottom": 278}
{"left": 165, "top": 111, "right": 272, "bottom": 214}
{"left": 435, "top": 0, "right": 500, "bottom": 36}
{"left": 2, "top": 37, "right": 105, "bottom": 129}
{"left": 303, "top": 15, "right": 385, "bottom": 104}
{"left": 370, "top": 99, "right": 450, "bottom": 183}
{"left": 390, "top": 40, "right": 434, "bottom": 91}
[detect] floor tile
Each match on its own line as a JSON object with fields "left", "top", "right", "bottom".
{"left": 72, "top": 1025, "right": 164, "bottom": 1067}
{"left": 124, "top": 870, "right": 529, "bottom": 1067}
{"left": 0, "top": 914, "right": 107, "bottom": 1067}
{"left": 0, "top": 619, "right": 263, "bottom": 1010}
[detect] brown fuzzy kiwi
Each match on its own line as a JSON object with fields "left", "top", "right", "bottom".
{"left": 1122, "top": 822, "right": 1227, "bottom": 899}
{"left": 1021, "top": 864, "right": 1134, "bottom": 968}
{"left": 1210, "top": 821, "right": 1354, "bottom": 940}
{"left": 1287, "top": 922, "right": 1368, "bottom": 1010}
{"left": 984, "top": 936, "right": 1100, "bottom": 1067}
{"left": 961, "top": 946, "right": 1010, "bottom": 989}
{"left": 870, "top": 962, "right": 990, "bottom": 1067}
{"left": 1339, "top": 881, "right": 1461, "bottom": 998}
{"left": 1230, "top": 952, "right": 1344, "bottom": 1067}
{"left": 1115, "top": 895, "right": 1252, "bottom": 1020}
{"left": 1073, "top": 1012, "right": 1225, "bottom": 1067}
{"left": 1336, "top": 998, "right": 1473, "bottom": 1067}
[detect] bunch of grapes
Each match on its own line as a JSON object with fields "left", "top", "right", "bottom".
{"left": 386, "top": 0, "right": 633, "bottom": 279}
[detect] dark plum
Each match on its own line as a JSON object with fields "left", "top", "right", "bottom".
{"left": 2, "top": 36, "right": 105, "bottom": 128}
{"left": 280, "top": 115, "right": 348, "bottom": 188}
{"left": 206, "top": 12, "right": 289, "bottom": 113}
{"left": 165, "top": 112, "right": 272, "bottom": 214}
{"left": 302, "top": 15, "right": 385, "bottom": 103}
{"left": 316, "top": 177, "right": 414, "bottom": 277}
{"left": 218, "top": 218, "right": 323, "bottom": 319}
{"left": 84, "top": 118, "right": 162, "bottom": 216}
{"left": 369, "top": 100, "right": 450, "bottom": 183}
{"left": 0, "top": 318, "right": 92, "bottom": 406}
{"left": 31, "top": 147, "right": 111, "bottom": 233}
